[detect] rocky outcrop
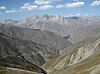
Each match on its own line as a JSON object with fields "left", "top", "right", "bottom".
{"left": 43, "top": 37, "right": 100, "bottom": 74}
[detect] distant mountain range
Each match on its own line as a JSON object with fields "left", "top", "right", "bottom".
{"left": 3, "top": 14, "right": 100, "bottom": 43}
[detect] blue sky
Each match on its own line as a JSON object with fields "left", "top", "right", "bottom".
{"left": 0, "top": 0, "right": 100, "bottom": 21}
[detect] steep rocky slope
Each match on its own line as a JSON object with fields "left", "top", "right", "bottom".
{"left": 0, "top": 32, "right": 47, "bottom": 66}
{"left": 69, "top": 25, "right": 100, "bottom": 43}
{"left": 43, "top": 37, "right": 100, "bottom": 74}
{"left": 0, "top": 56, "right": 47, "bottom": 74}
{"left": 0, "top": 33, "right": 48, "bottom": 73}
{"left": 0, "top": 24, "right": 72, "bottom": 52}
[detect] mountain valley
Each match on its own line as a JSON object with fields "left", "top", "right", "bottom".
{"left": 0, "top": 15, "right": 100, "bottom": 74}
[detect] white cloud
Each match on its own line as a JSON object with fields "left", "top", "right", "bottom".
{"left": 70, "top": 13, "right": 81, "bottom": 17}
{"left": 75, "top": 13, "right": 81, "bottom": 16}
{"left": 6, "top": 8, "right": 23, "bottom": 13}
{"left": 90, "top": 0, "right": 100, "bottom": 6}
{"left": 34, "top": 0, "right": 51, "bottom": 5}
{"left": 0, "top": 6, "right": 6, "bottom": 10}
{"left": 85, "top": 14, "right": 89, "bottom": 16}
{"left": 34, "top": 0, "right": 61, "bottom": 5}
{"left": 24, "top": 2, "right": 31, "bottom": 6}
{"left": 6, "top": 9, "right": 17, "bottom": 13}
{"left": 65, "top": 2, "right": 84, "bottom": 8}
{"left": 5, "top": 3, "right": 38, "bottom": 13}
{"left": 39, "top": 5, "right": 53, "bottom": 10}
{"left": 20, "top": 3, "right": 38, "bottom": 10}
{"left": 56, "top": 5, "right": 64, "bottom": 8}
{"left": 21, "top": 2, "right": 54, "bottom": 10}
{"left": 5, "top": 2, "right": 54, "bottom": 13}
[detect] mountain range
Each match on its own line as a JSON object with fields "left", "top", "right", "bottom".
{"left": 3, "top": 14, "right": 100, "bottom": 43}
{"left": 1, "top": 14, "right": 100, "bottom": 74}
{"left": 0, "top": 23, "right": 72, "bottom": 74}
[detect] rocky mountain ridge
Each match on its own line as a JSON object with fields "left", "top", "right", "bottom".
{"left": 0, "top": 24, "right": 72, "bottom": 52}
{"left": 43, "top": 37, "right": 100, "bottom": 74}
{"left": 0, "top": 33, "right": 47, "bottom": 74}
{"left": 3, "top": 15, "right": 100, "bottom": 43}
{"left": 0, "top": 32, "right": 46, "bottom": 66}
